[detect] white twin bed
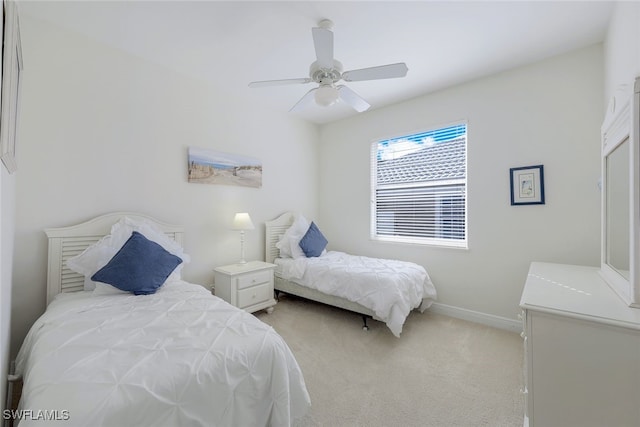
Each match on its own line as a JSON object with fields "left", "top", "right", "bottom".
{"left": 265, "top": 212, "right": 437, "bottom": 337}
{"left": 15, "top": 212, "right": 310, "bottom": 427}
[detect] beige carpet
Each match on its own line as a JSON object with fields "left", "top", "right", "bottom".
{"left": 256, "top": 294, "right": 524, "bottom": 427}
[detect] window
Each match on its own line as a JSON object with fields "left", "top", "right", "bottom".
{"left": 370, "top": 123, "right": 467, "bottom": 248}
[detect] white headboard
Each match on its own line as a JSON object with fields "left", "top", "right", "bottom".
{"left": 265, "top": 212, "right": 296, "bottom": 264}
{"left": 44, "top": 212, "right": 184, "bottom": 305}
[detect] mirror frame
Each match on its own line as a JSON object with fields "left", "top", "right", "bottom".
{"left": 600, "top": 78, "right": 640, "bottom": 308}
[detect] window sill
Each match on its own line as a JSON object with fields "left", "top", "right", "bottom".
{"left": 371, "top": 236, "right": 468, "bottom": 250}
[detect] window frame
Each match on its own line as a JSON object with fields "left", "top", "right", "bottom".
{"left": 370, "top": 123, "right": 468, "bottom": 249}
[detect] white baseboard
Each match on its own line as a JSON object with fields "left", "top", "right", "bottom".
{"left": 428, "top": 302, "right": 522, "bottom": 333}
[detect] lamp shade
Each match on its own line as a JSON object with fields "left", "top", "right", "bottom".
{"left": 232, "top": 213, "right": 255, "bottom": 231}
{"left": 315, "top": 85, "right": 339, "bottom": 107}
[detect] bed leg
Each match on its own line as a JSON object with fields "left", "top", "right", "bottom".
{"left": 362, "top": 316, "right": 370, "bottom": 331}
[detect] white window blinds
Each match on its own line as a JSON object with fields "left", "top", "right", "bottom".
{"left": 371, "top": 123, "right": 467, "bottom": 248}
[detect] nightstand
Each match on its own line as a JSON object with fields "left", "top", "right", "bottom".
{"left": 213, "top": 261, "right": 277, "bottom": 314}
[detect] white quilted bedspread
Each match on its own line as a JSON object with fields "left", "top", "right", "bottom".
{"left": 276, "top": 251, "right": 437, "bottom": 337}
{"left": 15, "top": 281, "right": 310, "bottom": 427}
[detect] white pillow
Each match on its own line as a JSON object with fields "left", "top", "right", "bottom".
{"left": 275, "top": 214, "right": 309, "bottom": 259}
{"left": 67, "top": 217, "right": 190, "bottom": 290}
{"left": 67, "top": 233, "right": 117, "bottom": 290}
{"left": 92, "top": 282, "right": 128, "bottom": 296}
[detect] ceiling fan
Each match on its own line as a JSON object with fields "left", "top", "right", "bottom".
{"left": 248, "top": 19, "right": 408, "bottom": 113}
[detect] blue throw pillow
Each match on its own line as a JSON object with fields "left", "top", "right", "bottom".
{"left": 91, "top": 231, "right": 183, "bottom": 295}
{"left": 298, "top": 221, "right": 328, "bottom": 257}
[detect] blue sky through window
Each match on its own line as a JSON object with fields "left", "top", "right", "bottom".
{"left": 377, "top": 124, "right": 467, "bottom": 161}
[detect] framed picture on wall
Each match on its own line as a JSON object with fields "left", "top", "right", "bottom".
{"left": 510, "top": 164, "right": 545, "bottom": 205}
{"left": 187, "top": 147, "right": 262, "bottom": 188}
{"left": 0, "top": 0, "right": 23, "bottom": 174}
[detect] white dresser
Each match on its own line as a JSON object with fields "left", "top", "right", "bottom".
{"left": 214, "top": 261, "right": 277, "bottom": 314}
{"left": 520, "top": 262, "right": 640, "bottom": 427}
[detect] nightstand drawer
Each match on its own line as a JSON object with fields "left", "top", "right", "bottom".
{"left": 237, "top": 270, "right": 272, "bottom": 290}
{"left": 237, "top": 282, "right": 272, "bottom": 308}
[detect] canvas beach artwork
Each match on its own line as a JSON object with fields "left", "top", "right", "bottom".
{"left": 188, "top": 147, "right": 262, "bottom": 188}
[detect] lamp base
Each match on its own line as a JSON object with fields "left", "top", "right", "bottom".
{"left": 238, "top": 231, "right": 248, "bottom": 265}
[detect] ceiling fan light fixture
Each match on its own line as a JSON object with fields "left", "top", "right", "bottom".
{"left": 314, "top": 84, "right": 339, "bottom": 107}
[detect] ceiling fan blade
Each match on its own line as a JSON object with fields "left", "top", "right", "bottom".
{"left": 337, "top": 85, "right": 370, "bottom": 112}
{"left": 312, "top": 27, "right": 334, "bottom": 69}
{"left": 342, "top": 63, "right": 408, "bottom": 82}
{"left": 290, "top": 88, "right": 317, "bottom": 112}
{"left": 248, "top": 78, "right": 311, "bottom": 88}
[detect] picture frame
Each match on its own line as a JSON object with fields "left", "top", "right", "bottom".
{"left": 510, "top": 164, "right": 545, "bottom": 205}
{"left": 0, "top": 0, "right": 22, "bottom": 174}
{"left": 187, "top": 147, "right": 262, "bottom": 188}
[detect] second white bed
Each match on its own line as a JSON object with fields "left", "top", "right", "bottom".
{"left": 276, "top": 250, "right": 436, "bottom": 337}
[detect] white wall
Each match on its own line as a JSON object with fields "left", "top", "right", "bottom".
{"left": 604, "top": 2, "right": 640, "bottom": 103}
{"left": 1, "top": 166, "right": 16, "bottom": 412}
{"left": 9, "top": 16, "right": 320, "bottom": 356}
{"left": 318, "top": 45, "right": 603, "bottom": 321}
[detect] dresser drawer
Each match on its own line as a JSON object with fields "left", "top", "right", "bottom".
{"left": 237, "top": 270, "right": 272, "bottom": 290}
{"left": 237, "top": 282, "right": 272, "bottom": 308}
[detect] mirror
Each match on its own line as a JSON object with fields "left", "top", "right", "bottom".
{"left": 600, "top": 78, "right": 639, "bottom": 308}
{"left": 605, "top": 137, "right": 630, "bottom": 279}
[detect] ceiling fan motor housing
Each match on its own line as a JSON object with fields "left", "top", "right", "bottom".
{"left": 310, "top": 60, "right": 343, "bottom": 85}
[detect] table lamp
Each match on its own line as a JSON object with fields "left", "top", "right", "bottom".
{"left": 232, "top": 212, "right": 254, "bottom": 264}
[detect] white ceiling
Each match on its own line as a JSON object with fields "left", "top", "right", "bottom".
{"left": 19, "top": 1, "right": 614, "bottom": 124}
